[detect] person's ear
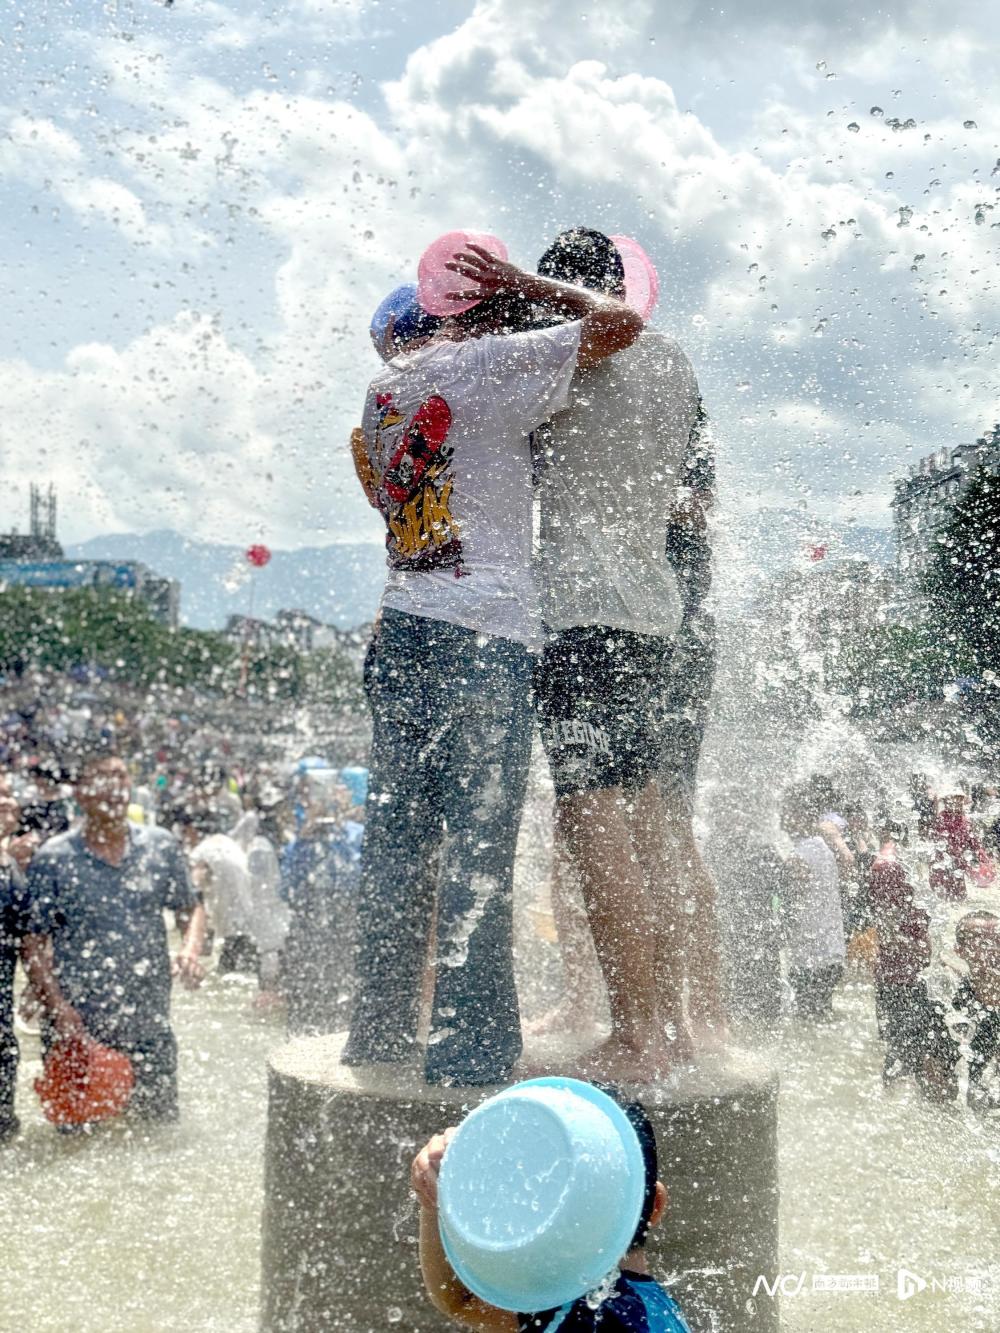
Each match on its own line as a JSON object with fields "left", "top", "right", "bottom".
{"left": 648, "top": 1180, "right": 668, "bottom": 1230}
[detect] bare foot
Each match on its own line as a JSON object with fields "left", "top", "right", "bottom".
{"left": 524, "top": 1000, "right": 601, "bottom": 1040}
{"left": 574, "top": 1032, "right": 693, "bottom": 1085}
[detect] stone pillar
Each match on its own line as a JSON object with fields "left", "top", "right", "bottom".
{"left": 261, "top": 1034, "right": 779, "bottom": 1333}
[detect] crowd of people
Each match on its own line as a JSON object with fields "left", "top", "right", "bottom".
{"left": 713, "top": 768, "right": 1000, "bottom": 1110}
{"left": 0, "top": 690, "right": 368, "bottom": 1141}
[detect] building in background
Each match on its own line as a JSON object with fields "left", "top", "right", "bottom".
{"left": 224, "top": 610, "right": 369, "bottom": 666}
{"left": 0, "top": 487, "right": 180, "bottom": 628}
{"left": 891, "top": 424, "right": 1000, "bottom": 593}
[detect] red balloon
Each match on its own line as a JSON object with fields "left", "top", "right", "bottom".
{"left": 246, "top": 544, "right": 272, "bottom": 568}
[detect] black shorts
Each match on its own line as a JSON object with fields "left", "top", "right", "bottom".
{"left": 534, "top": 626, "right": 672, "bottom": 799}
{"left": 659, "top": 610, "right": 716, "bottom": 800}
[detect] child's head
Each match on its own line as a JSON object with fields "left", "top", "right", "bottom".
{"left": 955, "top": 911, "right": 1000, "bottom": 978}
{"left": 599, "top": 1086, "right": 666, "bottom": 1253}
{"left": 876, "top": 814, "right": 908, "bottom": 847}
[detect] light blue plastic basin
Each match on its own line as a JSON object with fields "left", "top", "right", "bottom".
{"left": 437, "top": 1077, "right": 647, "bottom": 1313}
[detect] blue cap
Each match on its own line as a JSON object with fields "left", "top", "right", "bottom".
{"left": 370, "top": 283, "right": 440, "bottom": 359}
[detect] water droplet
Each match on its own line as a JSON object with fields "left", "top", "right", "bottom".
{"left": 897, "top": 205, "right": 913, "bottom": 228}
{"left": 387, "top": 1307, "right": 403, "bottom": 1323}
{"left": 847, "top": 121, "right": 860, "bottom": 133}
{"left": 870, "top": 106, "right": 884, "bottom": 118}
{"left": 964, "top": 119, "right": 978, "bottom": 130}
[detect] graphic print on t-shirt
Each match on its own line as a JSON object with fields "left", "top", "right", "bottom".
{"left": 374, "top": 390, "right": 462, "bottom": 572}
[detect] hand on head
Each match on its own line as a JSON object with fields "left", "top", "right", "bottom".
{"left": 443, "top": 243, "right": 529, "bottom": 306}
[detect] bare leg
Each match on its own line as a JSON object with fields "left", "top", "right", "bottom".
{"left": 556, "top": 786, "right": 677, "bottom": 1081}
{"left": 525, "top": 816, "right": 605, "bottom": 1037}
{"left": 627, "top": 780, "right": 694, "bottom": 1059}
{"left": 660, "top": 783, "right": 727, "bottom": 1044}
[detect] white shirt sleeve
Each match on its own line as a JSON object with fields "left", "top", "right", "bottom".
{"left": 475, "top": 322, "right": 582, "bottom": 436}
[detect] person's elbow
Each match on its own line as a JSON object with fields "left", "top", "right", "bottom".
{"left": 577, "top": 303, "right": 644, "bottom": 368}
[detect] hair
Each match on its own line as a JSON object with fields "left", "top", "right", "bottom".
{"left": 537, "top": 227, "right": 626, "bottom": 298}
{"left": 780, "top": 783, "right": 822, "bottom": 828}
{"left": 164, "top": 804, "right": 221, "bottom": 836}
{"left": 66, "top": 734, "right": 120, "bottom": 784}
{"left": 876, "top": 814, "right": 908, "bottom": 844}
{"left": 595, "top": 1084, "right": 659, "bottom": 1251}
{"left": 29, "top": 756, "right": 69, "bottom": 787}
{"left": 451, "top": 288, "right": 536, "bottom": 336}
{"left": 956, "top": 910, "right": 1000, "bottom": 946}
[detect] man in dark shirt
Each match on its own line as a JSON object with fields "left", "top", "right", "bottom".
{"left": 1, "top": 774, "right": 31, "bottom": 1142}
{"left": 23, "top": 748, "right": 206, "bottom": 1122}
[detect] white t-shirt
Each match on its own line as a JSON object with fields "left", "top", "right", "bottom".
{"left": 535, "top": 329, "right": 701, "bottom": 638}
{"left": 787, "top": 835, "right": 847, "bottom": 969}
{"left": 230, "top": 811, "right": 289, "bottom": 957}
{"left": 362, "top": 323, "right": 582, "bottom": 649}
{"left": 191, "top": 833, "right": 253, "bottom": 940}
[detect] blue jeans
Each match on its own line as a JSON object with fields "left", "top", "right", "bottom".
{"left": 343, "top": 608, "right": 533, "bottom": 1085}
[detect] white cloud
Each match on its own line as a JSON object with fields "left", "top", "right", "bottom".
{"left": 4, "top": 0, "right": 1000, "bottom": 567}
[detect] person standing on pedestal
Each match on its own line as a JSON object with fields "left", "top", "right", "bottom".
{"left": 531, "top": 229, "right": 720, "bottom": 1078}
{"left": 343, "top": 238, "right": 642, "bottom": 1086}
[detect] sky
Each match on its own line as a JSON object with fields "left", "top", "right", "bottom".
{"left": 1, "top": 0, "right": 998, "bottom": 552}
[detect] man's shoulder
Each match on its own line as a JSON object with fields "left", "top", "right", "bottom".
{"left": 30, "top": 829, "right": 80, "bottom": 865}
{"left": 601, "top": 329, "right": 695, "bottom": 392}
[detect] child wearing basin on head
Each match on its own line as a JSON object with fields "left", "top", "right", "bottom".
{"left": 410, "top": 1080, "right": 692, "bottom": 1331}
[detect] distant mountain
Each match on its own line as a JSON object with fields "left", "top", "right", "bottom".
{"left": 65, "top": 511, "right": 895, "bottom": 630}
{"left": 65, "top": 530, "right": 386, "bottom": 631}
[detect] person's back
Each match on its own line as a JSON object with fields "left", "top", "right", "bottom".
{"left": 787, "top": 835, "right": 845, "bottom": 968}
{"left": 536, "top": 329, "right": 698, "bottom": 639}
{"left": 364, "top": 322, "right": 582, "bottom": 649}
{"left": 191, "top": 831, "right": 252, "bottom": 942}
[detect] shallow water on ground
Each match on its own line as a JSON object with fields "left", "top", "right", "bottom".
{"left": 2, "top": 965, "right": 998, "bottom": 1332}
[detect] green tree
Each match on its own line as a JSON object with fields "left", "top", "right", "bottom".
{"left": 0, "top": 588, "right": 362, "bottom": 704}
{"left": 925, "top": 464, "right": 1000, "bottom": 673}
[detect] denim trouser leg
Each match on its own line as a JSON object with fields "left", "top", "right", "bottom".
{"left": 343, "top": 610, "right": 532, "bottom": 1084}
{"left": 423, "top": 674, "right": 532, "bottom": 1083}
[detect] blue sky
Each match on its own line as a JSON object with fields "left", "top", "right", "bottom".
{"left": 1, "top": 0, "right": 998, "bottom": 560}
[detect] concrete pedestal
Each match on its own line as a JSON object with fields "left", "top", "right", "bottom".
{"left": 261, "top": 1034, "right": 779, "bottom": 1333}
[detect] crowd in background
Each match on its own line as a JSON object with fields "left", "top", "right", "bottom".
{"left": 3, "top": 658, "right": 1000, "bottom": 1145}
{"left": 719, "top": 767, "right": 1000, "bottom": 1111}
{"left": 0, "top": 676, "right": 367, "bottom": 1141}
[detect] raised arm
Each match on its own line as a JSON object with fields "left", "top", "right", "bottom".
{"left": 411, "top": 1130, "right": 518, "bottom": 1331}
{"left": 445, "top": 243, "right": 642, "bottom": 369}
